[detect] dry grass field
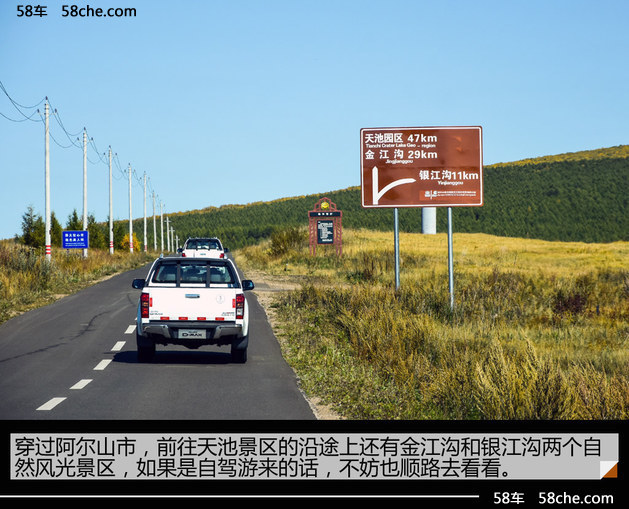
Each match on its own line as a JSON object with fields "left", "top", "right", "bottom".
{"left": 0, "top": 240, "right": 152, "bottom": 324}
{"left": 236, "top": 228, "right": 629, "bottom": 420}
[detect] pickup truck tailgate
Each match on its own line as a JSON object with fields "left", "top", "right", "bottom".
{"left": 148, "top": 287, "right": 237, "bottom": 321}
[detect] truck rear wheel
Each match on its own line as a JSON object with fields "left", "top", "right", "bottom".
{"left": 231, "top": 346, "right": 247, "bottom": 363}
{"left": 137, "top": 334, "right": 155, "bottom": 362}
{"left": 231, "top": 337, "right": 248, "bottom": 363}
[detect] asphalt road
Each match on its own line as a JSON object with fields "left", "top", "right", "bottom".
{"left": 0, "top": 260, "right": 316, "bottom": 420}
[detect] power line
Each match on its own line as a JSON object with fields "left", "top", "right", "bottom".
{"left": 36, "top": 109, "right": 76, "bottom": 149}
{"left": 1, "top": 83, "right": 165, "bottom": 251}
{"left": 49, "top": 102, "right": 82, "bottom": 139}
{"left": 0, "top": 80, "right": 45, "bottom": 122}
{"left": 2, "top": 85, "right": 115, "bottom": 171}
{"left": 0, "top": 81, "right": 45, "bottom": 109}
{"left": 0, "top": 109, "right": 40, "bottom": 122}
{"left": 88, "top": 136, "right": 108, "bottom": 165}
{"left": 2, "top": 84, "right": 138, "bottom": 181}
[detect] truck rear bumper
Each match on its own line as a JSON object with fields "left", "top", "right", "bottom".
{"left": 140, "top": 320, "right": 244, "bottom": 342}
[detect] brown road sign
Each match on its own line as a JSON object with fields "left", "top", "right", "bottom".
{"left": 360, "top": 126, "right": 483, "bottom": 208}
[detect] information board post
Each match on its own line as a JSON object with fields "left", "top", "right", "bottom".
{"left": 448, "top": 207, "right": 454, "bottom": 310}
{"left": 360, "top": 126, "right": 483, "bottom": 308}
{"left": 394, "top": 208, "right": 400, "bottom": 290}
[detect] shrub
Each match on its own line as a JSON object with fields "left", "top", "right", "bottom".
{"left": 268, "top": 226, "right": 307, "bottom": 257}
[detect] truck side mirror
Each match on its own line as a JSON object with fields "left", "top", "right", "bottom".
{"left": 132, "top": 279, "right": 145, "bottom": 289}
{"left": 242, "top": 280, "right": 254, "bottom": 291}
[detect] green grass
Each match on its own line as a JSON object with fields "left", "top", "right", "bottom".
{"left": 235, "top": 228, "right": 629, "bottom": 420}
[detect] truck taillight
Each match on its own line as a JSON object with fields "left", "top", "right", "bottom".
{"left": 181, "top": 253, "right": 186, "bottom": 257}
{"left": 219, "top": 252, "right": 224, "bottom": 258}
{"left": 235, "top": 293, "right": 245, "bottom": 319}
{"left": 141, "top": 292, "right": 150, "bottom": 318}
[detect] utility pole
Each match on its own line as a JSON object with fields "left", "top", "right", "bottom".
{"left": 160, "top": 201, "right": 164, "bottom": 253}
{"left": 44, "top": 98, "right": 51, "bottom": 262}
{"left": 152, "top": 191, "right": 157, "bottom": 251}
{"left": 128, "top": 164, "right": 133, "bottom": 253}
{"left": 166, "top": 216, "right": 170, "bottom": 252}
{"left": 82, "top": 128, "right": 88, "bottom": 258}
{"left": 108, "top": 147, "right": 114, "bottom": 254}
{"left": 143, "top": 171, "right": 147, "bottom": 252}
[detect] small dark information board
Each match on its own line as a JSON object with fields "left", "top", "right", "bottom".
{"left": 308, "top": 197, "right": 342, "bottom": 256}
{"left": 317, "top": 220, "right": 334, "bottom": 244}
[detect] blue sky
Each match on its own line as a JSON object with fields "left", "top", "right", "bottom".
{"left": 1, "top": 0, "right": 628, "bottom": 240}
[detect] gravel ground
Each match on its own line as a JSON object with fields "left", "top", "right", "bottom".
{"left": 247, "top": 269, "right": 341, "bottom": 420}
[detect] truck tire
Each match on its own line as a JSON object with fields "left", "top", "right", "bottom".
{"left": 231, "top": 347, "right": 247, "bottom": 363}
{"left": 137, "top": 333, "right": 155, "bottom": 362}
{"left": 231, "top": 336, "right": 248, "bottom": 363}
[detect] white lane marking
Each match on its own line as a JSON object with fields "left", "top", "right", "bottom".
{"left": 125, "top": 325, "right": 136, "bottom": 334}
{"left": 37, "top": 397, "right": 66, "bottom": 411}
{"left": 112, "top": 341, "right": 126, "bottom": 351}
{"left": 94, "top": 359, "right": 112, "bottom": 370}
{"left": 70, "top": 379, "right": 92, "bottom": 390}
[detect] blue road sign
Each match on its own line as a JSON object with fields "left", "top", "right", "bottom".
{"left": 62, "top": 230, "right": 89, "bottom": 249}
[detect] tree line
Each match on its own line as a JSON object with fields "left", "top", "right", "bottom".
{"left": 17, "top": 145, "right": 629, "bottom": 251}
{"left": 166, "top": 148, "right": 628, "bottom": 248}
{"left": 18, "top": 206, "right": 139, "bottom": 251}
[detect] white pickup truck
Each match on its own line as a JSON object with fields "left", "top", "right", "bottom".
{"left": 132, "top": 256, "right": 255, "bottom": 363}
{"left": 179, "top": 237, "right": 226, "bottom": 259}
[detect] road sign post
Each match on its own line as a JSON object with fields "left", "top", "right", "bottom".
{"left": 394, "top": 208, "right": 400, "bottom": 289}
{"left": 360, "top": 126, "right": 483, "bottom": 305}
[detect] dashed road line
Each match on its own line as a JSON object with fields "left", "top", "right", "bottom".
{"left": 94, "top": 359, "right": 112, "bottom": 370}
{"left": 70, "top": 379, "right": 93, "bottom": 390}
{"left": 35, "top": 327, "right": 133, "bottom": 412}
{"left": 37, "top": 397, "right": 66, "bottom": 411}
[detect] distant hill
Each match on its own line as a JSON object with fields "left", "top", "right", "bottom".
{"left": 143, "top": 145, "right": 629, "bottom": 248}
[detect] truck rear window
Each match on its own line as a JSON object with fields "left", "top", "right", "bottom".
{"left": 153, "top": 263, "right": 177, "bottom": 283}
{"left": 152, "top": 261, "right": 235, "bottom": 286}
{"left": 185, "top": 239, "right": 221, "bottom": 250}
